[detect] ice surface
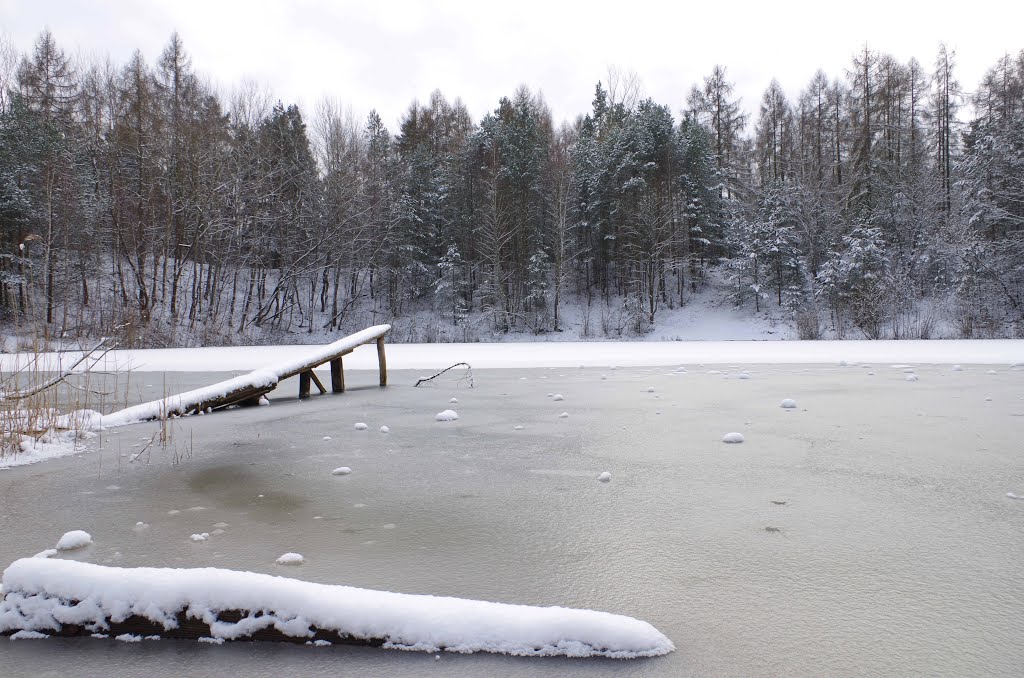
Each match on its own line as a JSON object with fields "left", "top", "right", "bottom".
{"left": 55, "top": 530, "right": 92, "bottom": 551}
{"left": 0, "top": 559, "right": 674, "bottom": 658}
{"left": 435, "top": 410, "right": 459, "bottom": 422}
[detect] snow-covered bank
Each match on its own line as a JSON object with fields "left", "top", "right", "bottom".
{"left": 0, "top": 559, "right": 673, "bottom": 658}
{"left": 4, "top": 339, "right": 1022, "bottom": 374}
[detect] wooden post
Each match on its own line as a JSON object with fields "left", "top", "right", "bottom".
{"left": 376, "top": 336, "right": 387, "bottom": 387}
{"left": 309, "top": 370, "right": 327, "bottom": 394}
{"left": 299, "top": 371, "right": 311, "bottom": 399}
{"left": 330, "top": 358, "right": 344, "bottom": 393}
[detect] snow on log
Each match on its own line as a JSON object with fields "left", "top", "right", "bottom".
{"left": 0, "top": 559, "right": 673, "bottom": 658}
{"left": 100, "top": 325, "right": 390, "bottom": 427}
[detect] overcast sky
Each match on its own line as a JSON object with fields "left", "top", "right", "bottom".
{"left": 2, "top": 0, "right": 1021, "bottom": 129}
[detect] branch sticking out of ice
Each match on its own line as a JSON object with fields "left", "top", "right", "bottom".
{"left": 55, "top": 530, "right": 92, "bottom": 551}
{"left": 0, "top": 559, "right": 674, "bottom": 658}
{"left": 722, "top": 432, "right": 745, "bottom": 444}
{"left": 435, "top": 410, "right": 459, "bottom": 422}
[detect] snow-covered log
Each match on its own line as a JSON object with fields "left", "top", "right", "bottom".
{"left": 0, "top": 559, "right": 673, "bottom": 658}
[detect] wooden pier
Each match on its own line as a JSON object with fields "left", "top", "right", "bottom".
{"left": 100, "top": 325, "right": 390, "bottom": 425}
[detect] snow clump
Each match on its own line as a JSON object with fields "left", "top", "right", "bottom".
{"left": 722, "top": 432, "right": 745, "bottom": 444}
{"left": 905, "top": 374, "right": 919, "bottom": 382}
{"left": 331, "top": 467, "right": 352, "bottom": 476}
{"left": 55, "top": 530, "right": 92, "bottom": 551}
{"left": 275, "top": 552, "right": 304, "bottom": 565}
{"left": 449, "top": 398, "right": 458, "bottom": 404}
{"left": 435, "top": 410, "right": 459, "bottom": 422}
{"left": 597, "top": 472, "right": 612, "bottom": 482}
{"left": 552, "top": 394, "right": 565, "bottom": 401}
{"left": 780, "top": 399, "right": 797, "bottom": 409}
{"left": 190, "top": 533, "right": 210, "bottom": 542}
{"left": 379, "top": 425, "right": 390, "bottom": 433}
{"left": 558, "top": 412, "right": 569, "bottom": 419}
{"left": 354, "top": 422, "right": 368, "bottom": 430}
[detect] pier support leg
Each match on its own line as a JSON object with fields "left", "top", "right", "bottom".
{"left": 331, "top": 358, "right": 344, "bottom": 393}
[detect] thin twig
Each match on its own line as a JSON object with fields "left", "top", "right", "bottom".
{"left": 414, "top": 363, "right": 474, "bottom": 388}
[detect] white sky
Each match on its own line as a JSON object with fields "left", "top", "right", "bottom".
{"left": 2, "top": 0, "right": 1021, "bottom": 130}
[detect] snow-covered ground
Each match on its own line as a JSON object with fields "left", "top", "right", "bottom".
{"left": 4, "top": 339, "right": 1023, "bottom": 376}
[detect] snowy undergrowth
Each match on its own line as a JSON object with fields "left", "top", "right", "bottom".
{"left": 0, "top": 559, "right": 674, "bottom": 658}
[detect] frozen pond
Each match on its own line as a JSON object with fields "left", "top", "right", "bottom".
{"left": 3, "top": 363, "right": 1024, "bottom": 676}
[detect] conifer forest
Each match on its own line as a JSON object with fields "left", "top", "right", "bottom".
{"left": 1, "top": 30, "right": 1022, "bottom": 345}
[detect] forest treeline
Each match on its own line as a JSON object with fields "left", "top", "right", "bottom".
{"left": 1, "top": 30, "right": 1022, "bottom": 345}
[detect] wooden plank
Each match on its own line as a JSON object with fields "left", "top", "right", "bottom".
{"left": 377, "top": 336, "right": 387, "bottom": 387}
{"left": 299, "top": 371, "right": 311, "bottom": 399}
{"left": 331, "top": 358, "right": 344, "bottom": 393}
{"left": 309, "top": 370, "right": 327, "bottom": 394}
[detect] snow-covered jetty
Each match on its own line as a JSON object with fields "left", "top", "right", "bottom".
{"left": 0, "top": 559, "right": 673, "bottom": 658}
{"left": 101, "top": 325, "right": 390, "bottom": 426}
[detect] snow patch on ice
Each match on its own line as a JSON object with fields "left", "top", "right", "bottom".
{"left": 780, "top": 398, "right": 797, "bottom": 409}
{"left": 435, "top": 410, "right": 459, "bottom": 422}
{"left": 557, "top": 412, "right": 569, "bottom": 419}
{"left": 275, "top": 552, "right": 304, "bottom": 565}
{"left": 379, "top": 426, "right": 390, "bottom": 433}
{"left": 190, "top": 533, "right": 210, "bottom": 543}
{"left": 905, "top": 374, "right": 919, "bottom": 382}
{"left": 597, "top": 472, "right": 612, "bottom": 482}
{"left": 331, "top": 467, "right": 352, "bottom": 476}
{"left": 55, "top": 530, "right": 92, "bottom": 551}
{"left": 722, "top": 432, "right": 745, "bottom": 444}
{"left": 552, "top": 394, "right": 564, "bottom": 401}
{"left": 10, "top": 630, "right": 49, "bottom": 640}
{"left": 33, "top": 549, "right": 58, "bottom": 559}
{"left": 354, "top": 423, "right": 368, "bottom": 431}
{"left": 116, "top": 633, "right": 142, "bottom": 643}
